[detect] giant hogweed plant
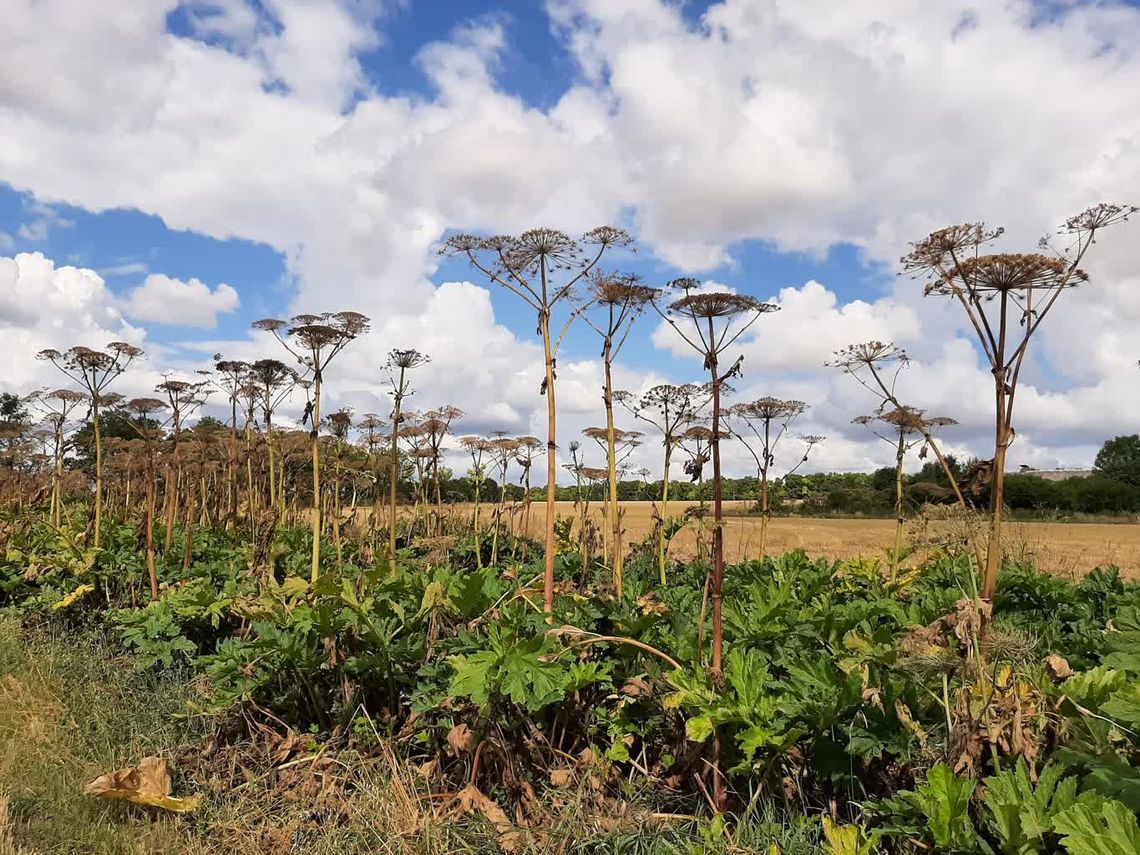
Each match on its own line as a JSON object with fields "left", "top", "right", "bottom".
{"left": 443, "top": 226, "right": 632, "bottom": 614}
{"left": 902, "top": 203, "right": 1137, "bottom": 603}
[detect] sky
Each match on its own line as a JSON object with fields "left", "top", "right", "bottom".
{"left": 1, "top": 0, "right": 1138, "bottom": 484}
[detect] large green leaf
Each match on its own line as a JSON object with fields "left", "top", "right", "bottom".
{"left": 1053, "top": 797, "right": 1140, "bottom": 855}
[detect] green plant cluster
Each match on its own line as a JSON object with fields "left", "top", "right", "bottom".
{"left": 2, "top": 512, "right": 1139, "bottom": 853}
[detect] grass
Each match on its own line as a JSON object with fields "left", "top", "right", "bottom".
{"left": 0, "top": 617, "right": 201, "bottom": 854}
{"left": 0, "top": 616, "right": 822, "bottom": 854}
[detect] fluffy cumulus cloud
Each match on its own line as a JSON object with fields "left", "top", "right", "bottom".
{"left": 0, "top": 0, "right": 1138, "bottom": 477}
{"left": 0, "top": 252, "right": 159, "bottom": 395}
{"left": 122, "top": 273, "right": 240, "bottom": 328}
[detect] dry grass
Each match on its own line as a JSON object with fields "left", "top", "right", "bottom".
{"left": 413, "top": 501, "right": 1140, "bottom": 579}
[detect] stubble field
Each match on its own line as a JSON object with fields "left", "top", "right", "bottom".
{"left": 447, "top": 500, "right": 1140, "bottom": 579}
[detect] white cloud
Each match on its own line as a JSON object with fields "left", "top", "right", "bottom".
{"left": 0, "top": 252, "right": 151, "bottom": 391}
{"left": 0, "top": 0, "right": 1138, "bottom": 477}
{"left": 122, "top": 273, "right": 240, "bottom": 328}
{"left": 15, "top": 200, "right": 73, "bottom": 242}
{"left": 100, "top": 260, "right": 150, "bottom": 277}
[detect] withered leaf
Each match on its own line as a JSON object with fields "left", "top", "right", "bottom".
{"left": 83, "top": 755, "right": 201, "bottom": 813}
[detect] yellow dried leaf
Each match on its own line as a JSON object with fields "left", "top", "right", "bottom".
{"left": 84, "top": 755, "right": 201, "bottom": 813}
{"left": 51, "top": 584, "right": 94, "bottom": 611}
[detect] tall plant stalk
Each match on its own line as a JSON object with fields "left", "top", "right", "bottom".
{"left": 33, "top": 389, "right": 88, "bottom": 529}
{"left": 255, "top": 312, "right": 369, "bottom": 583}
{"left": 902, "top": 204, "right": 1135, "bottom": 601}
{"left": 124, "top": 398, "right": 169, "bottom": 600}
{"left": 445, "top": 227, "right": 631, "bottom": 614}
{"left": 727, "top": 398, "right": 821, "bottom": 559}
{"left": 38, "top": 342, "right": 142, "bottom": 549}
{"left": 156, "top": 379, "right": 209, "bottom": 555}
{"left": 619, "top": 384, "right": 708, "bottom": 585}
{"left": 580, "top": 274, "right": 658, "bottom": 598}
{"left": 384, "top": 350, "right": 428, "bottom": 566}
{"left": 657, "top": 280, "right": 776, "bottom": 813}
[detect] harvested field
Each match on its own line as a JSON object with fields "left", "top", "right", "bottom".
{"left": 419, "top": 501, "right": 1140, "bottom": 579}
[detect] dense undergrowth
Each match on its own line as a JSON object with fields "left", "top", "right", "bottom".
{"left": 2, "top": 510, "right": 1139, "bottom": 853}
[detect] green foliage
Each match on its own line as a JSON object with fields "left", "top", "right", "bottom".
{"left": 1053, "top": 794, "right": 1140, "bottom": 855}
{"left": 983, "top": 761, "right": 1080, "bottom": 853}
{"left": 1094, "top": 435, "right": 1140, "bottom": 487}
{"left": 2, "top": 509, "right": 1140, "bottom": 844}
{"left": 872, "top": 763, "right": 979, "bottom": 851}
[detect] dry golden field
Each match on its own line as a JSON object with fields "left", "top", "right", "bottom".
{"left": 419, "top": 500, "right": 1140, "bottom": 580}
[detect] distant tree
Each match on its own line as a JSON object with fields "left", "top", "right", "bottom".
{"left": 193, "top": 415, "right": 227, "bottom": 433}
{"left": 0, "top": 392, "right": 33, "bottom": 469}
{"left": 0, "top": 392, "right": 29, "bottom": 428}
{"left": 1094, "top": 435, "right": 1140, "bottom": 487}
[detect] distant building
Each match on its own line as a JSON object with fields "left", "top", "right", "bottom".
{"left": 1017, "top": 465, "right": 1095, "bottom": 482}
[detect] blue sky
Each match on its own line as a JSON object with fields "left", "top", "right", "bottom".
{"left": 0, "top": 0, "right": 912, "bottom": 358}
{"left": 2, "top": 0, "right": 1137, "bottom": 473}
{"left": 0, "top": 176, "right": 889, "bottom": 377}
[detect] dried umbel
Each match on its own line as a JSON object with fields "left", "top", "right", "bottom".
{"left": 829, "top": 341, "right": 908, "bottom": 372}
{"left": 387, "top": 349, "right": 430, "bottom": 371}
{"left": 582, "top": 226, "right": 634, "bottom": 249}
{"left": 1060, "top": 202, "right": 1137, "bottom": 234}
{"left": 878, "top": 405, "right": 933, "bottom": 435}
{"left": 669, "top": 292, "right": 775, "bottom": 320}
{"left": 38, "top": 341, "right": 142, "bottom": 379}
{"left": 927, "top": 253, "right": 1082, "bottom": 296}
{"left": 357, "top": 414, "right": 386, "bottom": 436}
{"left": 255, "top": 311, "right": 370, "bottom": 375}
{"left": 682, "top": 425, "right": 715, "bottom": 443}
{"left": 460, "top": 435, "right": 491, "bottom": 454}
{"left": 626, "top": 384, "right": 709, "bottom": 435}
{"left": 901, "top": 223, "right": 1004, "bottom": 274}
{"left": 46, "top": 388, "right": 88, "bottom": 406}
{"left": 907, "top": 201, "right": 1135, "bottom": 601}
{"left": 427, "top": 405, "right": 463, "bottom": 426}
{"left": 582, "top": 426, "right": 642, "bottom": 444}
{"left": 214, "top": 359, "right": 251, "bottom": 383}
{"left": 570, "top": 465, "right": 609, "bottom": 483}
{"left": 731, "top": 397, "right": 806, "bottom": 422}
{"left": 249, "top": 358, "right": 295, "bottom": 388}
{"left": 856, "top": 406, "right": 957, "bottom": 439}
{"left": 589, "top": 272, "right": 658, "bottom": 308}
{"left": 324, "top": 408, "right": 353, "bottom": 439}
{"left": 127, "top": 397, "right": 166, "bottom": 414}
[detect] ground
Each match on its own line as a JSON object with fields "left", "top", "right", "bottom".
{"left": 438, "top": 501, "right": 1140, "bottom": 579}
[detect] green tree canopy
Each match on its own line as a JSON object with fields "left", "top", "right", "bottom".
{"left": 0, "top": 392, "right": 29, "bottom": 428}
{"left": 1094, "top": 435, "right": 1140, "bottom": 487}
